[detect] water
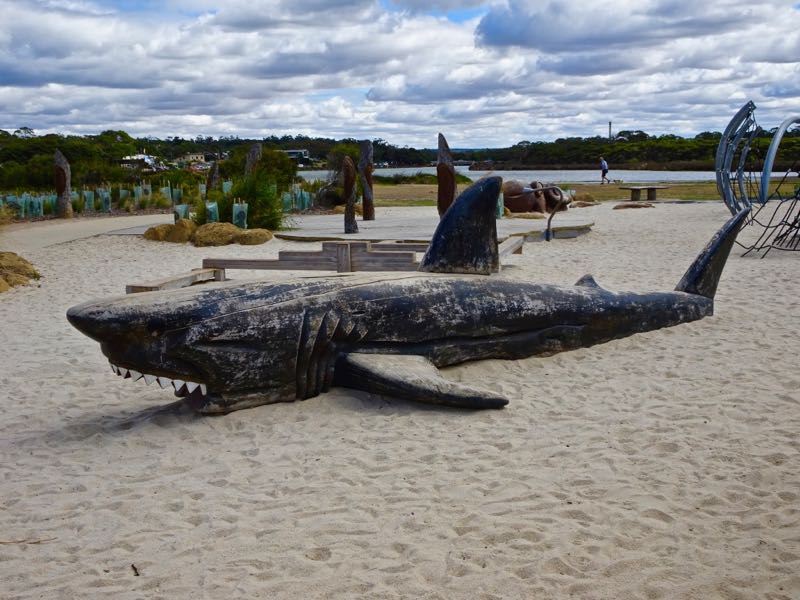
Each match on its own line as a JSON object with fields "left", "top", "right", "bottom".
{"left": 298, "top": 167, "right": 721, "bottom": 183}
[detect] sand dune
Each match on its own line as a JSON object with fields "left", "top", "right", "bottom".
{"left": 1, "top": 203, "right": 798, "bottom": 599}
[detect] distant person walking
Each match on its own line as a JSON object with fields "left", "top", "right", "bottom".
{"left": 600, "top": 157, "right": 610, "bottom": 184}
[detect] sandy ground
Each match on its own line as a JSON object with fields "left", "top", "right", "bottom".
{"left": 1, "top": 203, "right": 798, "bottom": 599}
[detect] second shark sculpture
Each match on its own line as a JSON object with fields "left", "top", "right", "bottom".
{"left": 67, "top": 177, "right": 749, "bottom": 414}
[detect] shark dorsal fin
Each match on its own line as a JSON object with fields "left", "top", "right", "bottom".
{"left": 575, "top": 274, "right": 601, "bottom": 288}
{"left": 418, "top": 176, "right": 502, "bottom": 275}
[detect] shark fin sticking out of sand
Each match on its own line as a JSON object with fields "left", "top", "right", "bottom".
{"left": 67, "top": 177, "right": 749, "bottom": 414}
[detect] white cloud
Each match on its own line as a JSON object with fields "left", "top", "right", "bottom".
{"left": 0, "top": 0, "right": 798, "bottom": 146}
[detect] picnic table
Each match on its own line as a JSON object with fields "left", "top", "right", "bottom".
{"left": 618, "top": 185, "right": 670, "bottom": 202}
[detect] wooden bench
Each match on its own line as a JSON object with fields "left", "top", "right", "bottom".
{"left": 618, "top": 185, "right": 670, "bottom": 202}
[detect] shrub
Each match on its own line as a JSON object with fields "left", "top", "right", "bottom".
{"left": 230, "top": 176, "right": 283, "bottom": 230}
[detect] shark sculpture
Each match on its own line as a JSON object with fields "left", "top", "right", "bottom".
{"left": 67, "top": 177, "right": 748, "bottom": 414}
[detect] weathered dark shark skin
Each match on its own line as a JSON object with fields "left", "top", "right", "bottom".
{"left": 67, "top": 178, "right": 749, "bottom": 414}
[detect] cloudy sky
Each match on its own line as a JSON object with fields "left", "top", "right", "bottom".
{"left": 1, "top": 0, "right": 798, "bottom": 147}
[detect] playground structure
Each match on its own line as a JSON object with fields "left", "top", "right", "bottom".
{"left": 716, "top": 101, "right": 800, "bottom": 255}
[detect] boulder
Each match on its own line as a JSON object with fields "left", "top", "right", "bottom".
{"left": 0, "top": 252, "right": 39, "bottom": 292}
{"left": 165, "top": 219, "right": 197, "bottom": 243}
{"left": 192, "top": 222, "right": 241, "bottom": 247}
{"left": 143, "top": 224, "right": 173, "bottom": 241}
{"left": 235, "top": 229, "right": 273, "bottom": 245}
{"left": 0, "top": 252, "right": 39, "bottom": 280}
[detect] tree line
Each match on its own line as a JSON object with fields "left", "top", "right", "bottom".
{"left": 1, "top": 126, "right": 798, "bottom": 191}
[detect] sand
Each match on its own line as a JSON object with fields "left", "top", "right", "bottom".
{"left": 0, "top": 203, "right": 798, "bottom": 599}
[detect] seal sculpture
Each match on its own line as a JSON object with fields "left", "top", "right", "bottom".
{"left": 67, "top": 177, "right": 748, "bottom": 414}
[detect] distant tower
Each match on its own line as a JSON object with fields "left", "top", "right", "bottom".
{"left": 608, "top": 121, "right": 612, "bottom": 141}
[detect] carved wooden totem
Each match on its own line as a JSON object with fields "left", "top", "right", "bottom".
{"left": 245, "top": 143, "right": 262, "bottom": 177}
{"left": 358, "top": 140, "right": 375, "bottom": 221}
{"left": 342, "top": 156, "right": 358, "bottom": 234}
{"left": 54, "top": 149, "right": 74, "bottom": 219}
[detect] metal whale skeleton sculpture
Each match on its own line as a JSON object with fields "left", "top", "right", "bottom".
{"left": 67, "top": 177, "right": 749, "bottom": 414}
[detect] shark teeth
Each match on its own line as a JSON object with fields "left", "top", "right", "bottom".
{"left": 108, "top": 362, "right": 206, "bottom": 397}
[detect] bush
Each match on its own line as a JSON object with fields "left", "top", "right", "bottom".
{"left": 230, "top": 176, "right": 283, "bottom": 230}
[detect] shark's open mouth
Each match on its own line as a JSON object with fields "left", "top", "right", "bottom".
{"left": 108, "top": 361, "right": 207, "bottom": 397}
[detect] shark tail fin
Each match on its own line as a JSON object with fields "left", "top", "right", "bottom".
{"left": 675, "top": 207, "right": 749, "bottom": 299}
{"left": 418, "top": 176, "right": 502, "bottom": 275}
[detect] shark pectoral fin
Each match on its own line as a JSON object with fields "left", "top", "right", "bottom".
{"left": 333, "top": 353, "right": 509, "bottom": 409}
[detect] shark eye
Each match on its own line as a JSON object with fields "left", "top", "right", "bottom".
{"left": 146, "top": 317, "right": 167, "bottom": 337}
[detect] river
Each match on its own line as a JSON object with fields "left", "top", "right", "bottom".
{"left": 298, "top": 167, "right": 723, "bottom": 183}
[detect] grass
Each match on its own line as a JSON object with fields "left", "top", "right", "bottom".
{"left": 372, "top": 180, "right": 795, "bottom": 206}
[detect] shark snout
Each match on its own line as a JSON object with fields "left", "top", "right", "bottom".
{"left": 67, "top": 300, "right": 135, "bottom": 343}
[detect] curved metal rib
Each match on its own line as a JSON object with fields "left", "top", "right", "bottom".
{"left": 759, "top": 115, "right": 800, "bottom": 204}
{"left": 715, "top": 101, "right": 756, "bottom": 214}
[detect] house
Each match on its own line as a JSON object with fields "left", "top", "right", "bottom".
{"left": 180, "top": 152, "right": 206, "bottom": 164}
{"left": 120, "top": 153, "right": 161, "bottom": 172}
{"left": 283, "top": 149, "right": 310, "bottom": 162}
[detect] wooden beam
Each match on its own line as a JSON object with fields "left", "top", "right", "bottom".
{"left": 126, "top": 268, "right": 224, "bottom": 294}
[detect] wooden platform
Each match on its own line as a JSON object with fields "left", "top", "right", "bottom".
{"left": 203, "top": 238, "right": 525, "bottom": 275}
{"left": 127, "top": 238, "right": 527, "bottom": 293}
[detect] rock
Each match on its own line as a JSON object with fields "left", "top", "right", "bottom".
{"left": 2, "top": 272, "right": 30, "bottom": 287}
{"left": 0, "top": 251, "right": 39, "bottom": 280}
{"left": 192, "top": 222, "right": 241, "bottom": 246}
{"left": 143, "top": 224, "right": 173, "bottom": 241}
{"left": 165, "top": 219, "right": 197, "bottom": 243}
{"left": 0, "top": 252, "right": 39, "bottom": 292}
{"left": 235, "top": 229, "right": 273, "bottom": 245}
{"left": 614, "top": 202, "right": 654, "bottom": 210}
